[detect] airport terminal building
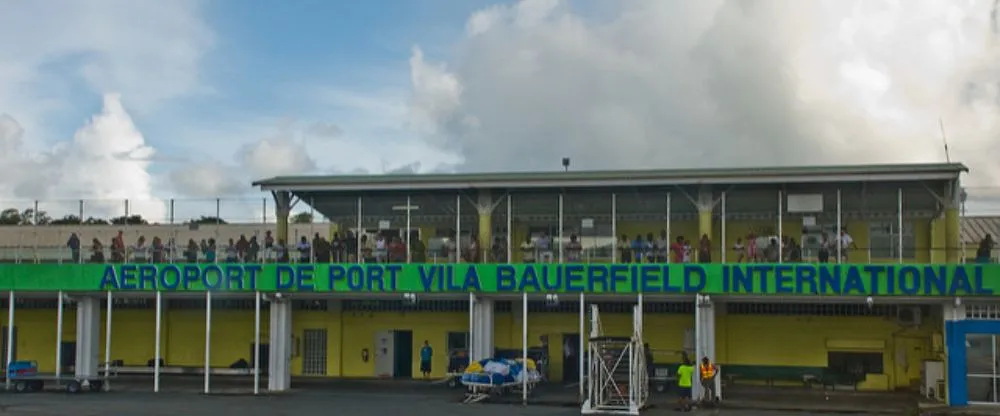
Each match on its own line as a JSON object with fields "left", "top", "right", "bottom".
{"left": 0, "top": 163, "right": 998, "bottom": 407}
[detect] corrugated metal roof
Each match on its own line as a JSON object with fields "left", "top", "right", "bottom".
{"left": 962, "top": 216, "right": 1000, "bottom": 244}
{"left": 252, "top": 162, "right": 968, "bottom": 192}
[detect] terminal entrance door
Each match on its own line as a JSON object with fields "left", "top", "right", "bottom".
{"left": 374, "top": 330, "right": 414, "bottom": 378}
{"left": 966, "top": 334, "right": 1000, "bottom": 404}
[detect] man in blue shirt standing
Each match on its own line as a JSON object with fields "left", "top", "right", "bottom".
{"left": 420, "top": 341, "right": 433, "bottom": 379}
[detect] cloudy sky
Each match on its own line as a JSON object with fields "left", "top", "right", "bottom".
{"left": 1, "top": 0, "right": 999, "bottom": 221}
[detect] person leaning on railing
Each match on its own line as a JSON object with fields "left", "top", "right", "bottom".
{"left": 977, "top": 234, "right": 995, "bottom": 263}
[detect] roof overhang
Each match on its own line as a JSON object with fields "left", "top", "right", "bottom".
{"left": 253, "top": 163, "right": 968, "bottom": 193}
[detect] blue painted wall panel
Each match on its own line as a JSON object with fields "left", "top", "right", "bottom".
{"left": 945, "top": 319, "right": 1000, "bottom": 406}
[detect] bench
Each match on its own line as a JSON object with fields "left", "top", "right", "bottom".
{"left": 723, "top": 365, "right": 825, "bottom": 387}
{"left": 817, "top": 368, "right": 866, "bottom": 391}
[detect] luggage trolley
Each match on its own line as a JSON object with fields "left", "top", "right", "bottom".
{"left": 7, "top": 360, "right": 113, "bottom": 394}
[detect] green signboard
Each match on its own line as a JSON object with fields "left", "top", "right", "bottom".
{"left": 0, "top": 263, "right": 995, "bottom": 296}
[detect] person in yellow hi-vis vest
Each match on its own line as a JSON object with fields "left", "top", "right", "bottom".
{"left": 699, "top": 356, "right": 718, "bottom": 404}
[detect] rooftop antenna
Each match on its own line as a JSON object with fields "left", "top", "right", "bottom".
{"left": 561, "top": 157, "right": 571, "bottom": 172}
{"left": 938, "top": 117, "right": 952, "bottom": 164}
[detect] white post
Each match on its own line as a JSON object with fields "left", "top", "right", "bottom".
{"left": 721, "top": 191, "right": 727, "bottom": 263}
{"left": 506, "top": 194, "right": 513, "bottom": 263}
{"left": 204, "top": 291, "right": 212, "bottom": 394}
{"left": 104, "top": 291, "right": 112, "bottom": 387}
{"left": 154, "top": 291, "right": 162, "bottom": 392}
{"left": 55, "top": 291, "right": 64, "bottom": 379}
{"left": 558, "top": 193, "right": 564, "bottom": 263}
{"left": 5, "top": 290, "right": 13, "bottom": 390}
{"left": 578, "top": 292, "right": 585, "bottom": 401}
{"left": 836, "top": 189, "right": 842, "bottom": 263}
{"left": 898, "top": 188, "right": 904, "bottom": 264}
{"left": 456, "top": 195, "right": 462, "bottom": 262}
{"left": 356, "top": 197, "right": 363, "bottom": 262}
{"left": 777, "top": 190, "right": 784, "bottom": 263}
{"left": 611, "top": 193, "right": 617, "bottom": 262}
{"left": 666, "top": 193, "right": 672, "bottom": 263}
{"left": 406, "top": 195, "right": 412, "bottom": 264}
{"left": 521, "top": 291, "right": 528, "bottom": 404}
{"left": 468, "top": 292, "right": 475, "bottom": 360}
{"left": 253, "top": 291, "right": 261, "bottom": 395}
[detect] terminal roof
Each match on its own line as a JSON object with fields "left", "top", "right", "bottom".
{"left": 252, "top": 163, "right": 967, "bottom": 193}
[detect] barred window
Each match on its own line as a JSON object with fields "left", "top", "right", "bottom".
{"left": 725, "top": 302, "right": 908, "bottom": 317}
{"left": 869, "top": 221, "right": 915, "bottom": 259}
{"left": 342, "top": 299, "right": 467, "bottom": 312}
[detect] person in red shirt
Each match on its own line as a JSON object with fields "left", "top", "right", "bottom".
{"left": 669, "top": 236, "right": 685, "bottom": 263}
{"left": 388, "top": 236, "right": 406, "bottom": 263}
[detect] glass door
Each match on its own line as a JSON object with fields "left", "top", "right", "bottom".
{"left": 966, "top": 334, "right": 1000, "bottom": 404}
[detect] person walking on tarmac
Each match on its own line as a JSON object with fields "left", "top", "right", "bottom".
{"left": 675, "top": 357, "right": 695, "bottom": 412}
{"left": 699, "top": 356, "right": 719, "bottom": 405}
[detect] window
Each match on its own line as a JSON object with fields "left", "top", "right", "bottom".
{"left": 447, "top": 332, "right": 469, "bottom": 351}
{"left": 828, "top": 351, "right": 884, "bottom": 374}
{"left": 869, "top": 221, "right": 915, "bottom": 259}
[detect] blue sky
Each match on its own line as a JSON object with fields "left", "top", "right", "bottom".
{"left": 2, "top": 0, "right": 999, "bottom": 221}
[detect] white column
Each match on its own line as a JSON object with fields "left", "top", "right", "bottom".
{"left": 506, "top": 194, "right": 513, "bottom": 263}
{"left": 521, "top": 291, "right": 528, "bottom": 404}
{"left": 268, "top": 298, "right": 293, "bottom": 391}
{"left": 204, "top": 291, "right": 212, "bottom": 394}
{"left": 75, "top": 296, "right": 101, "bottom": 379}
{"left": 693, "top": 295, "right": 717, "bottom": 401}
{"left": 897, "top": 188, "right": 904, "bottom": 264}
{"left": 578, "top": 292, "right": 585, "bottom": 401}
{"left": 468, "top": 293, "right": 475, "bottom": 360}
{"left": 471, "top": 298, "right": 495, "bottom": 361}
{"left": 836, "top": 189, "right": 842, "bottom": 263}
{"left": 666, "top": 193, "right": 672, "bottom": 263}
{"left": 253, "top": 291, "right": 261, "bottom": 395}
{"left": 103, "top": 291, "right": 112, "bottom": 390}
{"left": 558, "top": 193, "right": 564, "bottom": 263}
{"left": 777, "top": 191, "right": 784, "bottom": 262}
{"left": 5, "top": 291, "right": 14, "bottom": 390}
{"left": 455, "top": 195, "right": 462, "bottom": 262}
{"left": 154, "top": 291, "right": 162, "bottom": 392}
{"left": 611, "top": 193, "right": 617, "bottom": 262}
{"left": 55, "top": 291, "right": 64, "bottom": 379}
{"left": 406, "top": 195, "right": 412, "bottom": 264}
{"left": 721, "top": 192, "right": 727, "bottom": 263}
{"left": 356, "top": 197, "right": 363, "bottom": 262}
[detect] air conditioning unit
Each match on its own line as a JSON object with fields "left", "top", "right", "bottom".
{"left": 897, "top": 307, "right": 923, "bottom": 327}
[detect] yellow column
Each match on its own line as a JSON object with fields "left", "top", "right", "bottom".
{"left": 478, "top": 211, "right": 492, "bottom": 259}
{"left": 276, "top": 208, "right": 290, "bottom": 245}
{"left": 698, "top": 210, "right": 713, "bottom": 243}
{"left": 945, "top": 207, "right": 960, "bottom": 263}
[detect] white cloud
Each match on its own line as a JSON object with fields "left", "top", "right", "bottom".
{"left": 408, "top": 0, "right": 1000, "bottom": 196}
{"left": 0, "top": 0, "right": 212, "bottom": 220}
{"left": 0, "top": 95, "right": 167, "bottom": 221}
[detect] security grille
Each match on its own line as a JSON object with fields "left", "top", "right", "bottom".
{"left": 966, "top": 304, "right": 1000, "bottom": 320}
{"left": 301, "top": 329, "right": 328, "bottom": 376}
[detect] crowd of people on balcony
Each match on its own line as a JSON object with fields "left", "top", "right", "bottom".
{"left": 58, "top": 226, "right": 891, "bottom": 265}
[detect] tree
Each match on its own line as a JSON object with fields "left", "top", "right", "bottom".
{"left": 291, "top": 212, "right": 313, "bottom": 224}
{"left": 84, "top": 217, "right": 110, "bottom": 225}
{"left": 188, "top": 216, "right": 228, "bottom": 225}
{"left": 110, "top": 215, "right": 148, "bottom": 225}
{"left": 50, "top": 215, "right": 83, "bottom": 225}
{"left": 0, "top": 208, "right": 21, "bottom": 225}
{"left": 20, "top": 208, "right": 51, "bottom": 225}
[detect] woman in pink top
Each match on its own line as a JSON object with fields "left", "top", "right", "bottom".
{"left": 746, "top": 233, "right": 758, "bottom": 263}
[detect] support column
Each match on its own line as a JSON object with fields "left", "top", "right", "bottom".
{"left": 268, "top": 298, "right": 292, "bottom": 392}
{"left": 75, "top": 296, "right": 102, "bottom": 378}
{"left": 470, "top": 296, "right": 495, "bottom": 361}
{"left": 693, "top": 294, "right": 717, "bottom": 401}
{"left": 942, "top": 300, "right": 966, "bottom": 406}
{"left": 273, "top": 191, "right": 293, "bottom": 245}
{"left": 476, "top": 191, "right": 493, "bottom": 259}
{"left": 945, "top": 207, "right": 960, "bottom": 264}
{"left": 696, "top": 186, "right": 715, "bottom": 247}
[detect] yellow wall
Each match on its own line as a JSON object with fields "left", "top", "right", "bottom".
{"left": 339, "top": 311, "right": 466, "bottom": 378}
{"left": 717, "top": 314, "right": 935, "bottom": 391}
{"left": 0, "top": 309, "right": 76, "bottom": 373}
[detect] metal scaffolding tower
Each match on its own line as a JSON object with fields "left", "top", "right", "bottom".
{"left": 582, "top": 304, "right": 648, "bottom": 415}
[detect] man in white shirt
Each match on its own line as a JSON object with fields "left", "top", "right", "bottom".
{"left": 520, "top": 237, "right": 535, "bottom": 263}
{"left": 839, "top": 228, "right": 856, "bottom": 261}
{"left": 537, "top": 233, "right": 553, "bottom": 263}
